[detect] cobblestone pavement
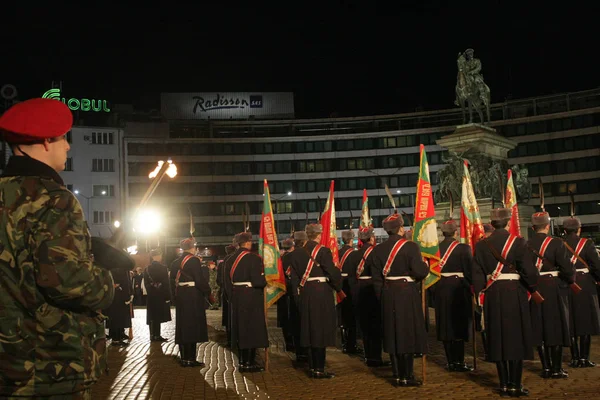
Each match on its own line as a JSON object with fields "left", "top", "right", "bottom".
{"left": 92, "top": 307, "right": 600, "bottom": 399}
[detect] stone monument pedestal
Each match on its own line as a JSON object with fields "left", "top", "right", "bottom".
{"left": 436, "top": 123, "right": 516, "bottom": 160}
{"left": 435, "top": 198, "right": 536, "bottom": 241}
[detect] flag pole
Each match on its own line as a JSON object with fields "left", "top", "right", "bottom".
{"left": 421, "top": 279, "right": 427, "bottom": 384}
{"left": 472, "top": 296, "right": 478, "bottom": 370}
{"left": 264, "top": 288, "right": 269, "bottom": 372}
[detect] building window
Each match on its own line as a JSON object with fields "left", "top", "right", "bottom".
{"left": 65, "top": 158, "right": 73, "bottom": 171}
{"left": 92, "top": 159, "right": 115, "bottom": 172}
{"left": 66, "top": 184, "right": 74, "bottom": 192}
{"left": 93, "top": 185, "right": 115, "bottom": 197}
{"left": 93, "top": 211, "right": 115, "bottom": 224}
{"left": 91, "top": 132, "right": 114, "bottom": 145}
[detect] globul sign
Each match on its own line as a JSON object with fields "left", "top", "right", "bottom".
{"left": 42, "top": 88, "right": 110, "bottom": 112}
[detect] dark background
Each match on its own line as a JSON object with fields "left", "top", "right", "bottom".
{"left": 3, "top": 1, "right": 597, "bottom": 117}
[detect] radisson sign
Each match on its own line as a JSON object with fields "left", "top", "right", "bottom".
{"left": 42, "top": 88, "right": 110, "bottom": 112}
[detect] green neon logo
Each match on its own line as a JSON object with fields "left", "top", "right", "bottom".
{"left": 42, "top": 88, "right": 110, "bottom": 112}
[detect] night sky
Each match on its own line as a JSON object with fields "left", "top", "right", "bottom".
{"left": 4, "top": 2, "right": 597, "bottom": 118}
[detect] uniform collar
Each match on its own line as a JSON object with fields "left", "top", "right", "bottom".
{"left": 2, "top": 155, "right": 64, "bottom": 185}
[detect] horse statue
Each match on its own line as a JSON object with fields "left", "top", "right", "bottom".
{"left": 455, "top": 52, "right": 491, "bottom": 124}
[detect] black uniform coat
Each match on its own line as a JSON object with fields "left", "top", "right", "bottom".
{"left": 288, "top": 241, "right": 342, "bottom": 348}
{"left": 370, "top": 235, "right": 429, "bottom": 354}
{"left": 473, "top": 229, "right": 538, "bottom": 361}
{"left": 527, "top": 233, "right": 574, "bottom": 346}
{"left": 218, "top": 253, "right": 234, "bottom": 328}
{"left": 173, "top": 253, "right": 211, "bottom": 344}
{"left": 281, "top": 250, "right": 302, "bottom": 339}
{"left": 144, "top": 261, "right": 172, "bottom": 325}
{"left": 338, "top": 245, "right": 357, "bottom": 327}
{"left": 435, "top": 238, "right": 473, "bottom": 342}
{"left": 105, "top": 267, "right": 132, "bottom": 330}
{"left": 224, "top": 248, "right": 269, "bottom": 349}
{"left": 564, "top": 233, "right": 600, "bottom": 336}
{"left": 132, "top": 273, "right": 145, "bottom": 306}
{"left": 277, "top": 251, "right": 292, "bottom": 328}
{"left": 346, "top": 243, "right": 382, "bottom": 355}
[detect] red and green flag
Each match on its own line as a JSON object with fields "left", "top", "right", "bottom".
{"left": 460, "top": 161, "right": 485, "bottom": 253}
{"left": 505, "top": 169, "right": 521, "bottom": 237}
{"left": 319, "top": 180, "right": 340, "bottom": 267}
{"left": 360, "top": 189, "right": 372, "bottom": 228}
{"left": 259, "top": 179, "right": 286, "bottom": 308}
{"left": 412, "top": 144, "right": 441, "bottom": 289}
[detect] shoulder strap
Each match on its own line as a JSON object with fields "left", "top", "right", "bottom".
{"left": 527, "top": 237, "right": 554, "bottom": 271}
{"left": 439, "top": 241, "right": 460, "bottom": 271}
{"left": 563, "top": 238, "right": 589, "bottom": 268}
{"left": 229, "top": 250, "right": 250, "bottom": 281}
{"left": 356, "top": 245, "right": 375, "bottom": 278}
{"left": 300, "top": 244, "right": 323, "bottom": 287}
{"left": 175, "top": 254, "right": 196, "bottom": 285}
{"left": 478, "top": 234, "right": 518, "bottom": 306}
{"left": 339, "top": 248, "right": 355, "bottom": 269}
{"left": 382, "top": 239, "right": 408, "bottom": 277}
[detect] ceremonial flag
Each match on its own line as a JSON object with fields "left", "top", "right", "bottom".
{"left": 412, "top": 144, "right": 440, "bottom": 289}
{"left": 319, "top": 180, "right": 340, "bottom": 267}
{"left": 505, "top": 169, "right": 521, "bottom": 237}
{"left": 259, "top": 179, "right": 286, "bottom": 308}
{"left": 460, "top": 161, "right": 485, "bottom": 253}
{"left": 360, "top": 188, "right": 371, "bottom": 228}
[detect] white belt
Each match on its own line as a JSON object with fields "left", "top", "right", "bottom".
{"left": 178, "top": 282, "right": 195, "bottom": 287}
{"left": 306, "top": 277, "right": 328, "bottom": 282}
{"left": 540, "top": 271, "right": 560, "bottom": 277}
{"left": 576, "top": 268, "right": 589, "bottom": 273}
{"left": 496, "top": 273, "right": 521, "bottom": 281}
{"left": 358, "top": 276, "right": 372, "bottom": 280}
{"left": 341, "top": 273, "right": 349, "bottom": 277}
{"left": 385, "top": 276, "right": 414, "bottom": 282}
{"left": 233, "top": 282, "right": 253, "bottom": 287}
{"left": 441, "top": 272, "right": 464, "bottom": 278}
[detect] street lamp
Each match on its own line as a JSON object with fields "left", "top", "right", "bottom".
{"left": 73, "top": 190, "right": 91, "bottom": 220}
{"left": 273, "top": 191, "right": 292, "bottom": 234}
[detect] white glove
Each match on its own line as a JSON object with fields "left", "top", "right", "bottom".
{"left": 124, "top": 295, "right": 134, "bottom": 305}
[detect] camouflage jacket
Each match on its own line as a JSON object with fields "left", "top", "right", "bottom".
{"left": 0, "top": 156, "right": 115, "bottom": 397}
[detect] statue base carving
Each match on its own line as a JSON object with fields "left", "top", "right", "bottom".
{"left": 436, "top": 124, "right": 517, "bottom": 161}
{"left": 435, "top": 198, "right": 536, "bottom": 241}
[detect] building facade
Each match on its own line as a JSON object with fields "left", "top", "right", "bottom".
{"left": 123, "top": 88, "right": 600, "bottom": 251}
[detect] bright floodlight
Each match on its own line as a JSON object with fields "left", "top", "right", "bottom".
{"left": 127, "top": 245, "right": 138, "bottom": 255}
{"left": 114, "top": 220, "right": 121, "bottom": 228}
{"left": 166, "top": 160, "right": 178, "bottom": 178}
{"left": 287, "top": 191, "right": 292, "bottom": 196}
{"left": 396, "top": 190, "right": 401, "bottom": 194}
{"left": 134, "top": 209, "right": 161, "bottom": 234}
{"left": 74, "top": 190, "right": 80, "bottom": 194}
{"left": 101, "top": 190, "right": 106, "bottom": 195}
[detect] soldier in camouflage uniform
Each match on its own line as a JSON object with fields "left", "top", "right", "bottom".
{"left": 207, "top": 261, "right": 219, "bottom": 309}
{"left": 0, "top": 99, "right": 131, "bottom": 399}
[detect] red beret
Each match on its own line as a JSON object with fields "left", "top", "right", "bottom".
{"left": 0, "top": 98, "right": 73, "bottom": 141}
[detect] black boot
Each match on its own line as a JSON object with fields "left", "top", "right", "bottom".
{"left": 311, "top": 348, "right": 334, "bottom": 379}
{"left": 340, "top": 327, "right": 348, "bottom": 353}
{"left": 453, "top": 341, "right": 473, "bottom": 372}
{"left": 244, "top": 348, "right": 264, "bottom": 372}
{"left": 496, "top": 361, "right": 509, "bottom": 397}
{"left": 481, "top": 332, "right": 489, "bottom": 361}
{"left": 178, "top": 344, "right": 186, "bottom": 366}
{"left": 153, "top": 321, "right": 167, "bottom": 342}
{"left": 397, "top": 353, "right": 421, "bottom": 386}
{"left": 390, "top": 354, "right": 401, "bottom": 385}
{"left": 185, "top": 343, "right": 203, "bottom": 367}
{"left": 238, "top": 348, "right": 248, "bottom": 371}
{"left": 508, "top": 360, "right": 529, "bottom": 397}
{"left": 550, "top": 345, "right": 568, "bottom": 378}
{"left": 537, "top": 345, "right": 551, "bottom": 378}
{"left": 569, "top": 337, "right": 580, "bottom": 368}
{"left": 580, "top": 335, "right": 596, "bottom": 367}
{"left": 443, "top": 341, "right": 454, "bottom": 371}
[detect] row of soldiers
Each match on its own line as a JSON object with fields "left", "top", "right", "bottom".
{"left": 265, "top": 208, "right": 599, "bottom": 396}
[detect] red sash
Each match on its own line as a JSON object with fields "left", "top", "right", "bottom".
{"left": 339, "top": 248, "right": 355, "bottom": 270}
{"left": 356, "top": 245, "right": 375, "bottom": 278}
{"left": 478, "top": 234, "right": 518, "bottom": 306}
{"left": 300, "top": 245, "right": 323, "bottom": 287}
{"left": 382, "top": 239, "right": 408, "bottom": 277}
{"left": 570, "top": 238, "right": 587, "bottom": 266}
{"left": 175, "top": 254, "right": 196, "bottom": 293}
{"left": 535, "top": 237, "right": 553, "bottom": 271}
{"left": 229, "top": 250, "right": 250, "bottom": 281}
{"left": 439, "top": 241, "right": 459, "bottom": 272}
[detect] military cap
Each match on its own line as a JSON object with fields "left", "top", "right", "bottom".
{"left": 234, "top": 231, "right": 253, "bottom": 245}
{"left": 440, "top": 219, "right": 458, "bottom": 233}
{"left": 341, "top": 230, "right": 355, "bottom": 242}
{"left": 465, "top": 48, "right": 474, "bottom": 54}
{"left": 531, "top": 212, "right": 551, "bottom": 226}
{"left": 358, "top": 227, "right": 375, "bottom": 241}
{"left": 483, "top": 223, "right": 494, "bottom": 233}
{"left": 281, "top": 238, "right": 295, "bottom": 249}
{"left": 305, "top": 223, "right": 323, "bottom": 235}
{"left": 294, "top": 231, "right": 308, "bottom": 241}
{"left": 150, "top": 248, "right": 163, "bottom": 257}
{"left": 490, "top": 208, "right": 512, "bottom": 222}
{"left": 382, "top": 213, "right": 403, "bottom": 231}
{"left": 225, "top": 244, "right": 237, "bottom": 254}
{"left": 180, "top": 238, "right": 195, "bottom": 250}
{"left": 0, "top": 98, "right": 73, "bottom": 142}
{"left": 563, "top": 217, "right": 581, "bottom": 230}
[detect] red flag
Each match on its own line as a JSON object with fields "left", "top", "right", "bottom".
{"left": 460, "top": 160, "right": 485, "bottom": 253}
{"left": 319, "top": 180, "right": 340, "bottom": 267}
{"left": 505, "top": 170, "right": 521, "bottom": 237}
